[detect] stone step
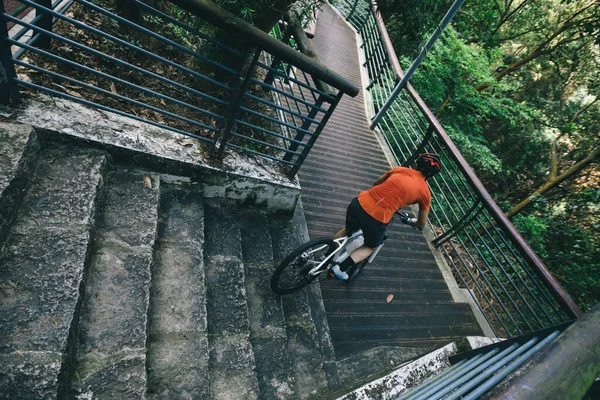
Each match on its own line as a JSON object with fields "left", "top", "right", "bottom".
{"left": 72, "top": 168, "right": 160, "bottom": 397}
{"left": 204, "top": 199, "right": 259, "bottom": 400}
{"left": 335, "top": 346, "right": 425, "bottom": 388}
{"left": 322, "top": 301, "right": 474, "bottom": 315}
{"left": 328, "top": 322, "right": 482, "bottom": 344}
{"left": 0, "top": 146, "right": 107, "bottom": 399}
{"left": 269, "top": 202, "right": 333, "bottom": 398}
{"left": 146, "top": 183, "right": 210, "bottom": 399}
{"left": 0, "top": 122, "right": 41, "bottom": 246}
{"left": 333, "top": 343, "right": 458, "bottom": 400}
{"left": 319, "top": 286, "right": 454, "bottom": 303}
{"left": 239, "top": 208, "right": 295, "bottom": 399}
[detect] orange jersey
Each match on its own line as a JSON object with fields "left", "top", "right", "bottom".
{"left": 358, "top": 167, "right": 431, "bottom": 223}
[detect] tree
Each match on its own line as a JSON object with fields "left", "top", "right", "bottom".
{"left": 506, "top": 147, "right": 600, "bottom": 218}
{"left": 473, "top": 0, "right": 600, "bottom": 90}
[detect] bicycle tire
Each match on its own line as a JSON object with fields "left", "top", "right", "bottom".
{"left": 271, "top": 237, "right": 336, "bottom": 295}
{"left": 347, "top": 259, "right": 368, "bottom": 283}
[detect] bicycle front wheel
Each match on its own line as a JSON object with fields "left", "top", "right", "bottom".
{"left": 271, "top": 237, "right": 336, "bottom": 295}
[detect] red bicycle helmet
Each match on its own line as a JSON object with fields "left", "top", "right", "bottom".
{"left": 416, "top": 153, "right": 443, "bottom": 178}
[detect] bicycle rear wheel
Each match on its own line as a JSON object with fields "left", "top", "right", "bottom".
{"left": 271, "top": 237, "right": 336, "bottom": 295}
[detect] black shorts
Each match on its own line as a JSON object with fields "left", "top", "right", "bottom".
{"left": 345, "top": 197, "right": 388, "bottom": 248}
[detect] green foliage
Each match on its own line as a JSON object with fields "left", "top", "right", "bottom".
{"left": 512, "top": 213, "right": 549, "bottom": 258}
{"left": 511, "top": 190, "right": 600, "bottom": 312}
{"left": 378, "top": 0, "right": 600, "bottom": 313}
{"left": 402, "top": 27, "right": 508, "bottom": 175}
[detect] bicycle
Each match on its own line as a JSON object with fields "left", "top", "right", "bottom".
{"left": 270, "top": 210, "right": 420, "bottom": 295}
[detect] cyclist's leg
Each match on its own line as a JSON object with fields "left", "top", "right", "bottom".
{"left": 331, "top": 199, "right": 363, "bottom": 279}
{"left": 335, "top": 198, "right": 361, "bottom": 239}
{"left": 343, "top": 201, "right": 388, "bottom": 268}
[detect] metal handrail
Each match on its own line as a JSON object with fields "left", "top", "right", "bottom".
{"left": 365, "top": 0, "right": 581, "bottom": 319}
{"left": 1, "top": 0, "right": 358, "bottom": 177}
{"left": 170, "top": 0, "right": 359, "bottom": 97}
{"left": 331, "top": 0, "right": 582, "bottom": 335}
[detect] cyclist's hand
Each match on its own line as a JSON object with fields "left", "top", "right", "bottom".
{"left": 407, "top": 217, "right": 418, "bottom": 225}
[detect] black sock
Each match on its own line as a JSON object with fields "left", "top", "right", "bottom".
{"left": 339, "top": 257, "right": 356, "bottom": 272}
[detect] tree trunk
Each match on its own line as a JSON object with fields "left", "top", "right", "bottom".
{"left": 505, "top": 147, "right": 600, "bottom": 219}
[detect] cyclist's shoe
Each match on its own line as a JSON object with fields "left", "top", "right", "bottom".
{"left": 331, "top": 265, "right": 349, "bottom": 281}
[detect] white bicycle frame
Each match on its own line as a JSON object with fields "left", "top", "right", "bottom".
{"left": 304, "top": 230, "right": 385, "bottom": 277}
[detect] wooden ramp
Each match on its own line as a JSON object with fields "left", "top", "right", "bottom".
{"left": 298, "top": 4, "right": 482, "bottom": 360}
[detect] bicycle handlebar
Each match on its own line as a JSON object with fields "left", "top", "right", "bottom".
{"left": 395, "top": 211, "right": 423, "bottom": 231}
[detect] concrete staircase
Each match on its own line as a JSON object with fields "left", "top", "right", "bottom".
{"left": 0, "top": 122, "right": 459, "bottom": 399}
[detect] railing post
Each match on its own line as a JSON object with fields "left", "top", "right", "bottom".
{"left": 215, "top": 50, "right": 261, "bottom": 158}
{"left": 0, "top": 2, "right": 21, "bottom": 104}
{"left": 33, "top": 0, "right": 53, "bottom": 49}
{"left": 283, "top": 95, "right": 325, "bottom": 162}
{"left": 432, "top": 200, "right": 484, "bottom": 247}
{"left": 288, "top": 91, "right": 343, "bottom": 177}
{"left": 264, "top": 26, "right": 292, "bottom": 86}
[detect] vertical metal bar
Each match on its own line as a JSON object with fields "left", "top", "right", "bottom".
{"left": 401, "top": 123, "right": 435, "bottom": 167}
{"left": 283, "top": 95, "right": 324, "bottom": 161}
{"left": 33, "top": 0, "right": 52, "bottom": 49}
{"left": 370, "top": 0, "right": 467, "bottom": 129}
{"left": 347, "top": 0, "right": 360, "bottom": 21}
{"left": 265, "top": 27, "right": 291, "bottom": 86}
{"left": 216, "top": 50, "right": 260, "bottom": 157}
{"left": 432, "top": 200, "right": 483, "bottom": 246}
{"left": 0, "top": 2, "right": 21, "bottom": 104}
{"left": 289, "top": 91, "right": 342, "bottom": 177}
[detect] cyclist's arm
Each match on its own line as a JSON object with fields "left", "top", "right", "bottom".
{"left": 416, "top": 208, "right": 429, "bottom": 228}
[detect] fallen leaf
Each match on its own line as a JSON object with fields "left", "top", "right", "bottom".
{"left": 95, "top": 292, "right": 101, "bottom": 300}
{"left": 110, "top": 82, "right": 118, "bottom": 94}
{"left": 386, "top": 294, "right": 394, "bottom": 303}
{"left": 143, "top": 176, "right": 152, "bottom": 189}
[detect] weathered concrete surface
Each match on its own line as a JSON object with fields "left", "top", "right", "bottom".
{"left": 240, "top": 210, "right": 296, "bottom": 399}
{"left": 0, "top": 121, "right": 40, "bottom": 245}
{"left": 0, "top": 146, "right": 107, "bottom": 398}
{"left": 281, "top": 289, "right": 329, "bottom": 399}
{"left": 204, "top": 200, "right": 259, "bottom": 399}
{"left": 209, "top": 334, "right": 260, "bottom": 400}
{"left": 3, "top": 94, "right": 301, "bottom": 213}
{"left": 335, "top": 343, "right": 457, "bottom": 400}
{"left": 13, "top": 147, "right": 107, "bottom": 228}
{"left": 74, "top": 349, "right": 147, "bottom": 400}
{"left": 269, "top": 201, "right": 330, "bottom": 398}
{"left": 147, "top": 184, "right": 209, "bottom": 399}
{"left": 336, "top": 346, "right": 424, "bottom": 387}
{"left": 0, "top": 351, "right": 62, "bottom": 399}
{"left": 73, "top": 169, "right": 160, "bottom": 397}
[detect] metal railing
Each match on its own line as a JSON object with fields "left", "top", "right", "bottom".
{"left": 396, "top": 325, "right": 568, "bottom": 399}
{"left": 397, "top": 304, "right": 600, "bottom": 398}
{"left": 0, "top": 0, "right": 358, "bottom": 177}
{"left": 332, "top": 0, "right": 581, "bottom": 337}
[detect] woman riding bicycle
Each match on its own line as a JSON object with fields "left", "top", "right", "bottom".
{"left": 331, "top": 153, "right": 443, "bottom": 280}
